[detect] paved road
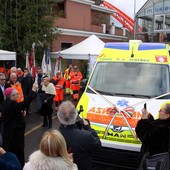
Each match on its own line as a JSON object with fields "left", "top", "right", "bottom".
{"left": 24, "top": 95, "right": 78, "bottom": 162}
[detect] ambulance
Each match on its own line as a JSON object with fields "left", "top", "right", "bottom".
{"left": 77, "top": 40, "right": 170, "bottom": 169}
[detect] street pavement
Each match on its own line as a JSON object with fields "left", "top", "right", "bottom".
{"left": 24, "top": 95, "right": 78, "bottom": 162}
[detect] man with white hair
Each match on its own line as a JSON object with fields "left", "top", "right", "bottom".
{"left": 10, "top": 67, "right": 17, "bottom": 74}
{"left": 57, "top": 101, "right": 101, "bottom": 170}
{"left": 8, "top": 73, "right": 24, "bottom": 103}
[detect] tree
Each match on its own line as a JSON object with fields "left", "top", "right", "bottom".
{"left": 0, "top": 0, "right": 60, "bottom": 67}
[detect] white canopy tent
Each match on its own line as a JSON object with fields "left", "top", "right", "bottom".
{"left": 51, "top": 35, "right": 105, "bottom": 60}
{"left": 51, "top": 35, "right": 105, "bottom": 76}
{"left": 0, "top": 50, "right": 16, "bottom": 60}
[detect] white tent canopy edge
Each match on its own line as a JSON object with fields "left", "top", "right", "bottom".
{"left": 0, "top": 50, "right": 16, "bottom": 60}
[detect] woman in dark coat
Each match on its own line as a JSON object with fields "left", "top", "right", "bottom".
{"left": 39, "top": 76, "right": 56, "bottom": 129}
{"left": 135, "top": 103, "right": 170, "bottom": 165}
{"left": 1, "top": 83, "right": 38, "bottom": 168}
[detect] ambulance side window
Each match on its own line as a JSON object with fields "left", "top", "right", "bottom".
{"left": 90, "top": 63, "right": 106, "bottom": 90}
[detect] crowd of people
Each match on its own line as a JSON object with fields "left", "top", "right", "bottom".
{"left": 1, "top": 65, "right": 170, "bottom": 170}
{"left": 0, "top": 65, "right": 102, "bottom": 170}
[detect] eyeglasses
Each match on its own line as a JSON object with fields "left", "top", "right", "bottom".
{"left": 159, "top": 109, "right": 168, "bottom": 114}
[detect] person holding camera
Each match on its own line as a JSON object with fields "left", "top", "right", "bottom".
{"left": 57, "top": 101, "right": 101, "bottom": 170}
{"left": 135, "top": 103, "right": 170, "bottom": 166}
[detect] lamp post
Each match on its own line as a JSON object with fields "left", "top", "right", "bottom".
{"left": 134, "top": 0, "right": 136, "bottom": 39}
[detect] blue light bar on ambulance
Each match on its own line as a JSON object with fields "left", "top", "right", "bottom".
{"left": 138, "top": 43, "right": 166, "bottom": 50}
{"left": 104, "top": 42, "right": 166, "bottom": 51}
{"left": 104, "top": 43, "right": 129, "bottom": 50}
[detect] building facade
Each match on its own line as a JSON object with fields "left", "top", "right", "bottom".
{"left": 50, "top": 0, "right": 128, "bottom": 76}
{"left": 51, "top": 0, "right": 127, "bottom": 51}
{"left": 134, "top": 0, "right": 170, "bottom": 42}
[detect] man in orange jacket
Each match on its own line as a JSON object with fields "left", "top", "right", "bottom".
{"left": 51, "top": 71, "right": 65, "bottom": 111}
{"left": 64, "top": 64, "right": 73, "bottom": 95}
{"left": 8, "top": 73, "right": 24, "bottom": 103}
{"left": 0, "top": 67, "right": 4, "bottom": 73}
{"left": 70, "top": 66, "right": 82, "bottom": 100}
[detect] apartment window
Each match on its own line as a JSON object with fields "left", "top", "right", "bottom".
{"left": 61, "top": 42, "right": 73, "bottom": 50}
{"left": 52, "top": 0, "right": 65, "bottom": 17}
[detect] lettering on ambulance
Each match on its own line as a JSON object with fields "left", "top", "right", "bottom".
{"left": 129, "top": 58, "right": 150, "bottom": 62}
{"left": 87, "top": 107, "right": 142, "bottom": 128}
{"left": 107, "top": 132, "right": 126, "bottom": 138}
{"left": 115, "top": 58, "right": 150, "bottom": 62}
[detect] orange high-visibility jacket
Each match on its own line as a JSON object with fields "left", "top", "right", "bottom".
{"left": 52, "top": 76, "right": 65, "bottom": 101}
{"left": 17, "top": 71, "right": 24, "bottom": 77}
{"left": 70, "top": 71, "right": 82, "bottom": 91}
{"left": 10, "top": 82, "right": 24, "bottom": 103}
{"left": 0, "top": 67, "right": 4, "bottom": 73}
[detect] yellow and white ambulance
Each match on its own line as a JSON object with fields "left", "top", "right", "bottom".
{"left": 77, "top": 40, "right": 170, "bottom": 169}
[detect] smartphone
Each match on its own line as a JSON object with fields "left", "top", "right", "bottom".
{"left": 144, "top": 103, "right": 147, "bottom": 109}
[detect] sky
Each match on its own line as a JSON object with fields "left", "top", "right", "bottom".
{"left": 107, "top": 0, "right": 148, "bottom": 19}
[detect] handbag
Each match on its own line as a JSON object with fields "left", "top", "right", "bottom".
{"left": 139, "top": 128, "right": 170, "bottom": 170}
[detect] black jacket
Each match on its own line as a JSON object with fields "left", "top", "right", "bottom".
{"left": 20, "top": 73, "right": 33, "bottom": 98}
{"left": 0, "top": 83, "right": 11, "bottom": 112}
{"left": 1, "top": 91, "right": 36, "bottom": 150}
{"left": 135, "top": 118, "right": 170, "bottom": 163}
{"left": 59, "top": 123, "right": 101, "bottom": 170}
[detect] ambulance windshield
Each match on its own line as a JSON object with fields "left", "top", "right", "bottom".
{"left": 89, "top": 62, "right": 170, "bottom": 98}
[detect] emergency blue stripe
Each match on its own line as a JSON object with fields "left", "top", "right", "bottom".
{"left": 138, "top": 43, "right": 166, "bottom": 50}
{"left": 104, "top": 43, "right": 129, "bottom": 50}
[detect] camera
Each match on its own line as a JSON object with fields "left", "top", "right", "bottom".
{"left": 76, "top": 105, "right": 90, "bottom": 130}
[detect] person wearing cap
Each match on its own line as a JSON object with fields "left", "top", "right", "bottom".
{"left": 57, "top": 101, "right": 101, "bottom": 170}
{"left": 1, "top": 83, "right": 38, "bottom": 168}
{"left": 51, "top": 70, "right": 65, "bottom": 111}
{"left": 70, "top": 66, "right": 82, "bottom": 100}
{"left": 39, "top": 75, "right": 56, "bottom": 128}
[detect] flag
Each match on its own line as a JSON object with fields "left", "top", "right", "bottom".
{"left": 46, "top": 47, "right": 51, "bottom": 77}
{"left": 41, "top": 50, "right": 47, "bottom": 75}
{"left": 31, "top": 43, "right": 36, "bottom": 78}
{"left": 25, "top": 53, "right": 31, "bottom": 72}
{"left": 54, "top": 55, "right": 62, "bottom": 75}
